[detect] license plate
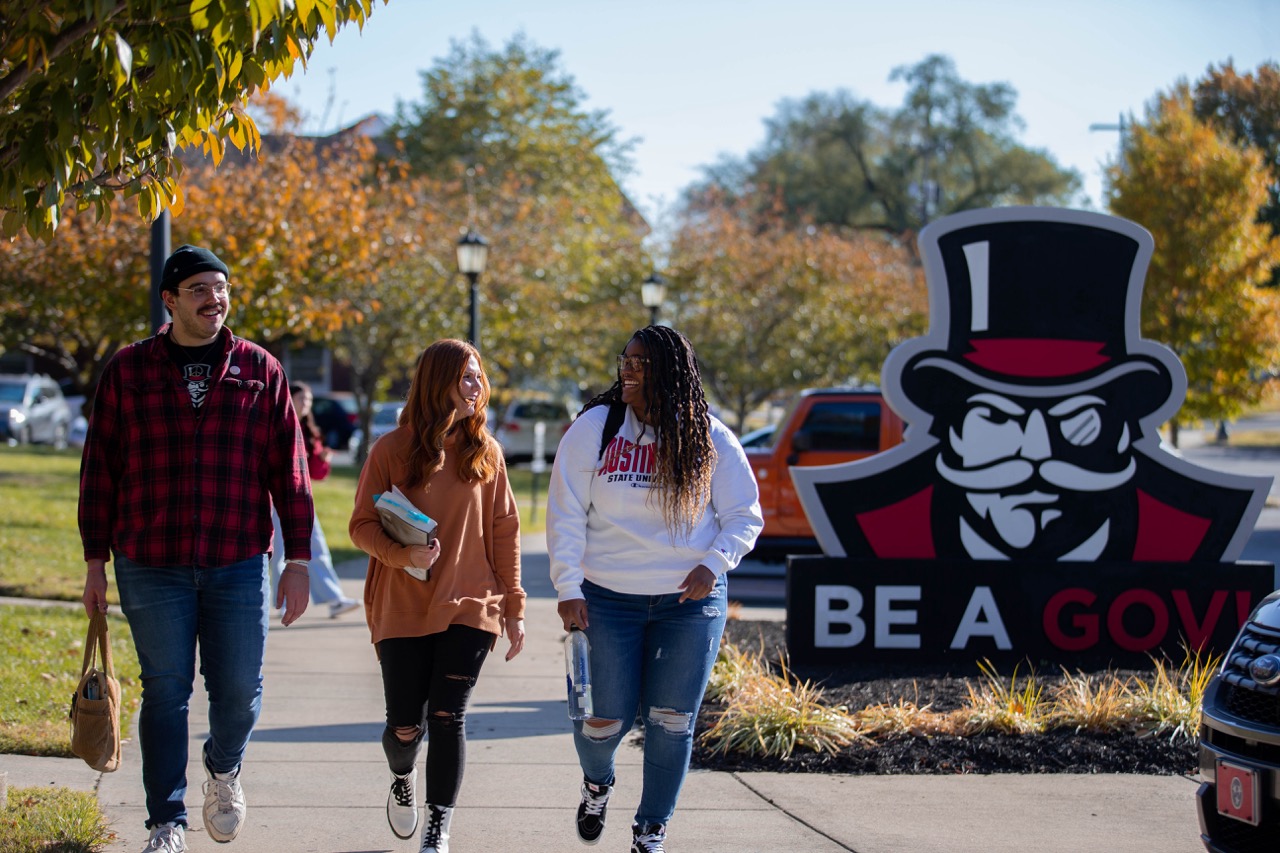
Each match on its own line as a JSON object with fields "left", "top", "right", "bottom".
{"left": 1217, "top": 759, "right": 1261, "bottom": 826}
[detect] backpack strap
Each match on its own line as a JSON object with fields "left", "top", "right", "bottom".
{"left": 597, "top": 400, "right": 627, "bottom": 461}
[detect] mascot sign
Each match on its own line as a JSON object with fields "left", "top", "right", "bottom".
{"left": 786, "top": 207, "right": 1275, "bottom": 666}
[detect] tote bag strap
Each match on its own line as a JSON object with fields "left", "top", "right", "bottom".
{"left": 81, "top": 611, "right": 115, "bottom": 678}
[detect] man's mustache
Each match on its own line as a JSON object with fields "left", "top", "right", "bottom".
{"left": 935, "top": 456, "right": 1136, "bottom": 492}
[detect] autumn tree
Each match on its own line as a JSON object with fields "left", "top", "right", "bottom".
{"left": 389, "top": 33, "right": 647, "bottom": 393}
{"left": 1109, "top": 90, "right": 1280, "bottom": 443}
{"left": 667, "top": 196, "right": 927, "bottom": 431}
{"left": 0, "top": 0, "right": 385, "bottom": 240}
{"left": 0, "top": 94, "right": 416, "bottom": 407}
{"left": 0, "top": 191, "right": 152, "bottom": 397}
{"left": 1193, "top": 60, "right": 1280, "bottom": 286}
{"left": 689, "top": 55, "right": 1079, "bottom": 234}
{"left": 177, "top": 128, "right": 391, "bottom": 344}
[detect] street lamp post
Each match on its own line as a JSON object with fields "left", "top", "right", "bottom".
{"left": 456, "top": 229, "right": 489, "bottom": 349}
{"left": 641, "top": 273, "right": 666, "bottom": 327}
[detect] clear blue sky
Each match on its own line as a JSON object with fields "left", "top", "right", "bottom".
{"left": 278, "top": 0, "right": 1278, "bottom": 221}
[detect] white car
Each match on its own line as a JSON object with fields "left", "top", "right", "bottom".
{"left": 494, "top": 399, "right": 574, "bottom": 462}
{"left": 0, "top": 374, "right": 72, "bottom": 448}
{"left": 348, "top": 402, "right": 404, "bottom": 454}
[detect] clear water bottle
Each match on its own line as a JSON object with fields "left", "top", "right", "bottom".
{"left": 565, "top": 627, "right": 594, "bottom": 720}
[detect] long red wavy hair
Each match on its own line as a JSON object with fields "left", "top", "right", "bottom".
{"left": 401, "top": 339, "right": 501, "bottom": 488}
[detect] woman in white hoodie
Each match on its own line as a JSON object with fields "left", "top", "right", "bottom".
{"left": 547, "top": 325, "right": 764, "bottom": 853}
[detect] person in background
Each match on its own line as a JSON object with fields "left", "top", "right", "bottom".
{"left": 79, "top": 244, "right": 313, "bottom": 853}
{"left": 546, "top": 325, "right": 764, "bottom": 853}
{"left": 269, "top": 380, "right": 360, "bottom": 618}
{"left": 349, "top": 339, "right": 526, "bottom": 853}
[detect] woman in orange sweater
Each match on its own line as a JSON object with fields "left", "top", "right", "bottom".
{"left": 350, "top": 339, "right": 525, "bottom": 853}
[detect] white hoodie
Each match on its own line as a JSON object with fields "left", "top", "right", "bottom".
{"left": 547, "top": 404, "right": 764, "bottom": 601}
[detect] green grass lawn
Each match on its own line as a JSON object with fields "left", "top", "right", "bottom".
{"left": 0, "top": 445, "right": 547, "bottom": 601}
{"left": 0, "top": 604, "right": 139, "bottom": 757}
{"left": 0, "top": 785, "right": 113, "bottom": 853}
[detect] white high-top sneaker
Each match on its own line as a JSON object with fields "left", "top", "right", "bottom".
{"left": 387, "top": 768, "right": 419, "bottom": 838}
{"left": 419, "top": 803, "right": 453, "bottom": 853}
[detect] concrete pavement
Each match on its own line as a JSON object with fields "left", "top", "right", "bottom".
{"left": 2, "top": 530, "right": 1207, "bottom": 852}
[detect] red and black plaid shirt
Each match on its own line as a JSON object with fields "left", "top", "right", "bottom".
{"left": 79, "top": 324, "right": 313, "bottom": 568}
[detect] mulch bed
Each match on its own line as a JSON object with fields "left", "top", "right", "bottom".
{"left": 689, "top": 619, "right": 1198, "bottom": 776}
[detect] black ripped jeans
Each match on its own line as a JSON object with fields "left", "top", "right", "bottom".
{"left": 377, "top": 624, "right": 493, "bottom": 806}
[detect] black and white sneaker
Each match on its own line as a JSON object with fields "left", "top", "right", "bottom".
{"left": 630, "top": 822, "right": 666, "bottom": 853}
{"left": 575, "top": 779, "right": 612, "bottom": 844}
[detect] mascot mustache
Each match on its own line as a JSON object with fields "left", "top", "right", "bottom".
{"left": 935, "top": 456, "right": 1136, "bottom": 492}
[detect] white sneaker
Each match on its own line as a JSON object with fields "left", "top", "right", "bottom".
{"left": 142, "top": 822, "right": 186, "bottom": 852}
{"left": 388, "top": 768, "right": 419, "bottom": 838}
{"left": 202, "top": 762, "right": 247, "bottom": 842}
{"left": 329, "top": 598, "right": 361, "bottom": 618}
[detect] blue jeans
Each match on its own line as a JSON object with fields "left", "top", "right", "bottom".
{"left": 574, "top": 577, "right": 728, "bottom": 826}
{"left": 115, "top": 553, "right": 270, "bottom": 829}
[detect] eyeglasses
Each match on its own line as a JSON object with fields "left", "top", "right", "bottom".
{"left": 616, "top": 355, "right": 651, "bottom": 372}
{"left": 176, "top": 282, "right": 231, "bottom": 298}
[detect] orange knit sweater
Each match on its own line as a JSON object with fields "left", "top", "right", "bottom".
{"left": 350, "top": 426, "right": 524, "bottom": 647}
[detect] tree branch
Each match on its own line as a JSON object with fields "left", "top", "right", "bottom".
{"left": 0, "top": 2, "right": 129, "bottom": 104}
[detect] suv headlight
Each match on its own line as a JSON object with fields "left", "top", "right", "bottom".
{"left": 9, "top": 408, "right": 25, "bottom": 424}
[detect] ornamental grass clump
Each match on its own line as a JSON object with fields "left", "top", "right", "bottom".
{"left": 704, "top": 638, "right": 772, "bottom": 704}
{"left": 958, "top": 659, "right": 1047, "bottom": 735}
{"left": 1045, "top": 667, "right": 1136, "bottom": 734}
{"left": 701, "top": 651, "right": 868, "bottom": 759}
{"left": 854, "top": 694, "right": 954, "bottom": 738}
{"left": 1127, "top": 645, "right": 1222, "bottom": 744}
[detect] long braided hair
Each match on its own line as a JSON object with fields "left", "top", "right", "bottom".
{"left": 402, "top": 339, "right": 501, "bottom": 489}
{"left": 580, "top": 326, "right": 717, "bottom": 538}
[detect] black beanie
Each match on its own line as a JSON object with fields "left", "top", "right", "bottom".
{"left": 161, "top": 244, "right": 229, "bottom": 292}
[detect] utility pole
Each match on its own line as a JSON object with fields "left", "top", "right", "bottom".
{"left": 1089, "top": 113, "right": 1130, "bottom": 204}
{"left": 149, "top": 211, "right": 170, "bottom": 333}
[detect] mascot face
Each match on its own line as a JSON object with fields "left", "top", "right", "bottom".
{"left": 937, "top": 389, "right": 1137, "bottom": 560}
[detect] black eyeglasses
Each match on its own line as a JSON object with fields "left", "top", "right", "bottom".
{"left": 617, "top": 355, "right": 651, "bottom": 372}
{"left": 176, "top": 282, "right": 231, "bottom": 298}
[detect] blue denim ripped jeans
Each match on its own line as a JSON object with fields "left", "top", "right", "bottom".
{"left": 114, "top": 552, "right": 270, "bottom": 828}
{"left": 574, "top": 576, "right": 728, "bottom": 827}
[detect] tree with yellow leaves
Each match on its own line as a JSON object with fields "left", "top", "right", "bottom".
{"left": 1109, "top": 89, "right": 1280, "bottom": 444}
{"left": 667, "top": 195, "right": 927, "bottom": 431}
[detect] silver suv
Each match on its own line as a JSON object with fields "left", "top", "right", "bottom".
{"left": 0, "top": 374, "right": 72, "bottom": 448}
{"left": 493, "top": 399, "right": 573, "bottom": 463}
{"left": 1197, "top": 589, "right": 1280, "bottom": 850}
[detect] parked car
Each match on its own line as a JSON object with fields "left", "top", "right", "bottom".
{"left": 1196, "top": 589, "right": 1280, "bottom": 850}
{"left": 738, "top": 424, "right": 776, "bottom": 449}
{"left": 494, "top": 399, "right": 574, "bottom": 462}
{"left": 348, "top": 401, "right": 404, "bottom": 454}
{"left": 744, "top": 388, "right": 905, "bottom": 553}
{"left": 311, "top": 393, "right": 359, "bottom": 451}
{"left": 0, "top": 374, "right": 72, "bottom": 448}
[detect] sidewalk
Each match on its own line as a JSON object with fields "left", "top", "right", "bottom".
{"left": 3, "top": 533, "right": 1205, "bottom": 852}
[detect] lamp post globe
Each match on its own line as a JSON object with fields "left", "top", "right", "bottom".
{"left": 641, "top": 272, "right": 666, "bottom": 327}
{"left": 457, "top": 229, "right": 489, "bottom": 349}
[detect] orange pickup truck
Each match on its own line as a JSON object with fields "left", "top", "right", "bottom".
{"left": 743, "top": 388, "right": 905, "bottom": 553}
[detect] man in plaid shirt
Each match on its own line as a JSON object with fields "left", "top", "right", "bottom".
{"left": 79, "top": 244, "right": 314, "bottom": 853}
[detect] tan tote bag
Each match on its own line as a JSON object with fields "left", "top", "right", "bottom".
{"left": 68, "top": 611, "right": 122, "bottom": 772}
